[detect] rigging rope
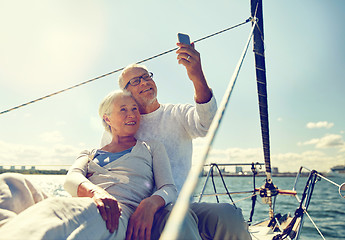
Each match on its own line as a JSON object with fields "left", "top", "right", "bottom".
{"left": 159, "top": 19, "right": 257, "bottom": 240}
{"left": 210, "top": 163, "right": 237, "bottom": 206}
{"left": 0, "top": 19, "right": 251, "bottom": 116}
{"left": 249, "top": 162, "right": 258, "bottom": 224}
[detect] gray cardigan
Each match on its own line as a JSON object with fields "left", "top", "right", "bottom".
{"left": 64, "top": 140, "right": 177, "bottom": 209}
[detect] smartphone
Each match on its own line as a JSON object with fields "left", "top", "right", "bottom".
{"left": 178, "top": 33, "right": 191, "bottom": 45}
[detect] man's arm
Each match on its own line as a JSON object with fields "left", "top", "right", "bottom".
{"left": 125, "top": 195, "right": 165, "bottom": 240}
{"left": 126, "top": 141, "right": 177, "bottom": 240}
{"left": 176, "top": 42, "right": 212, "bottom": 104}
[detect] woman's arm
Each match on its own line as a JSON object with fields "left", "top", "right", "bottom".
{"left": 126, "top": 141, "right": 177, "bottom": 240}
{"left": 64, "top": 151, "right": 121, "bottom": 233}
{"left": 64, "top": 151, "right": 91, "bottom": 197}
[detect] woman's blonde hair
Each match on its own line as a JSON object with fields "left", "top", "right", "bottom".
{"left": 98, "top": 90, "right": 132, "bottom": 132}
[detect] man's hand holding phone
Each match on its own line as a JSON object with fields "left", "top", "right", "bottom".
{"left": 177, "top": 33, "right": 194, "bottom": 63}
{"left": 176, "top": 32, "right": 212, "bottom": 103}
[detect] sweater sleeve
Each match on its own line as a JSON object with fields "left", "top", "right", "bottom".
{"left": 177, "top": 92, "right": 217, "bottom": 138}
{"left": 63, "top": 150, "right": 94, "bottom": 197}
{"left": 148, "top": 141, "right": 178, "bottom": 205}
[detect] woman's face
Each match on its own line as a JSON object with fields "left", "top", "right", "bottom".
{"left": 105, "top": 95, "right": 140, "bottom": 137}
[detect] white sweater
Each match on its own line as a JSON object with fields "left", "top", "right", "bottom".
{"left": 101, "top": 96, "right": 217, "bottom": 193}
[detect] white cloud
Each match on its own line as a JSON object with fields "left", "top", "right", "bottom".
{"left": 90, "top": 116, "right": 104, "bottom": 132}
{"left": 1, "top": 137, "right": 342, "bottom": 175}
{"left": 339, "top": 144, "right": 345, "bottom": 153}
{"left": 0, "top": 1, "right": 107, "bottom": 89}
{"left": 272, "top": 150, "right": 345, "bottom": 173}
{"left": 306, "top": 121, "right": 334, "bottom": 129}
{"left": 0, "top": 140, "right": 80, "bottom": 168}
{"left": 39, "top": 131, "right": 64, "bottom": 143}
{"left": 299, "top": 134, "right": 345, "bottom": 149}
{"left": 193, "top": 139, "right": 345, "bottom": 173}
{"left": 192, "top": 139, "right": 265, "bottom": 172}
{"left": 56, "top": 121, "right": 67, "bottom": 126}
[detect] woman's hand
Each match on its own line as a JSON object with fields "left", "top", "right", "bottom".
{"left": 78, "top": 182, "right": 121, "bottom": 233}
{"left": 125, "top": 195, "right": 165, "bottom": 240}
{"left": 92, "top": 189, "right": 121, "bottom": 233}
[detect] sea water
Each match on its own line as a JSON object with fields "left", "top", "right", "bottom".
{"left": 26, "top": 175, "right": 345, "bottom": 240}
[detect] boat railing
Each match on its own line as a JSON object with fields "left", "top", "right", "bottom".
{"left": 196, "top": 163, "right": 345, "bottom": 240}
{"left": 289, "top": 166, "right": 345, "bottom": 240}
{"left": 195, "top": 162, "right": 264, "bottom": 203}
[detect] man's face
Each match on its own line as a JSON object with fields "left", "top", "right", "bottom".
{"left": 123, "top": 67, "right": 158, "bottom": 106}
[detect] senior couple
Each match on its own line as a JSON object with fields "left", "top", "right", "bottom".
{"left": 0, "top": 42, "right": 251, "bottom": 239}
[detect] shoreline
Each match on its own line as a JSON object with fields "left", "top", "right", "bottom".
{"left": 0, "top": 169, "right": 67, "bottom": 175}
{"left": 0, "top": 169, "right": 330, "bottom": 177}
{"left": 1, "top": 170, "right": 340, "bottom": 178}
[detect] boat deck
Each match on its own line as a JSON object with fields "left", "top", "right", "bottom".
{"left": 249, "top": 217, "right": 296, "bottom": 240}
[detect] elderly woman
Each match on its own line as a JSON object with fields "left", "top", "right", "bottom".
{"left": 0, "top": 90, "right": 180, "bottom": 240}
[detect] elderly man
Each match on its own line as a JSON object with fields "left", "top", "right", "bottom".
{"left": 102, "top": 42, "right": 251, "bottom": 240}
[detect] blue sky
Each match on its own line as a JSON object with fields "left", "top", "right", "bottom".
{"left": 0, "top": 0, "right": 344, "bottom": 173}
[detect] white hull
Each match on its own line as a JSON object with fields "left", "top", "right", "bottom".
{"left": 249, "top": 217, "right": 297, "bottom": 240}
{"left": 249, "top": 225, "right": 279, "bottom": 239}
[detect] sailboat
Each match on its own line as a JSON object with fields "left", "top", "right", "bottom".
{"left": 1, "top": 0, "right": 344, "bottom": 239}
{"left": 160, "top": 1, "right": 345, "bottom": 239}
{"left": 329, "top": 165, "right": 345, "bottom": 176}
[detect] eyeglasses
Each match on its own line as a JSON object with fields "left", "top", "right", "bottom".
{"left": 124, "top": 72, "right": 153, "bottom": 89}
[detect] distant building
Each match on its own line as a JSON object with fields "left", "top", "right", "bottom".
{"left": 10, "top": 166, "right": 15, "bottom": 170}
{"left": 272, "top": 167, "right": 279, "bottom": 174}
{"left": 0, "top": 166, "right": 3, "bottom": 170}
{"left": 236, "top": 166, "right": 243, "bottom": 174}
{"left": 21, "top": 166, "right": 26, "bottom": 170}
{"left": 31, "top": 166, "right": 36, "bottom": 170}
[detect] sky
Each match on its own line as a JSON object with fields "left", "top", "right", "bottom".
{"left": 0, "top": 0, "right": 344, "bottom": 174}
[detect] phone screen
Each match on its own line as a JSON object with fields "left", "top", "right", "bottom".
{"left": 178, "top": 33, "right": 191, "bottom": 45}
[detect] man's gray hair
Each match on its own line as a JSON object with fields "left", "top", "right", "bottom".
{"left": 118, "top": 63, "right": 149, "bottom": 89}
{"left": 99, "top": 90, "right": 132, "bottom": 132}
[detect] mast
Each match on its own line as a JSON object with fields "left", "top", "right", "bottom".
{"left": 250, "top": 0, "right": 272, "bottom": 182}
{"left": 250, "top": 0, "right": 277, "bottom": 220}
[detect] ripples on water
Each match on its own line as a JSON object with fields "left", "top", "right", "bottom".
{"left": 26, "top": 175, "right": 70, "bottom": 197}
{"left": 26, "top": 174, "right": 345, "bottom": 240}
